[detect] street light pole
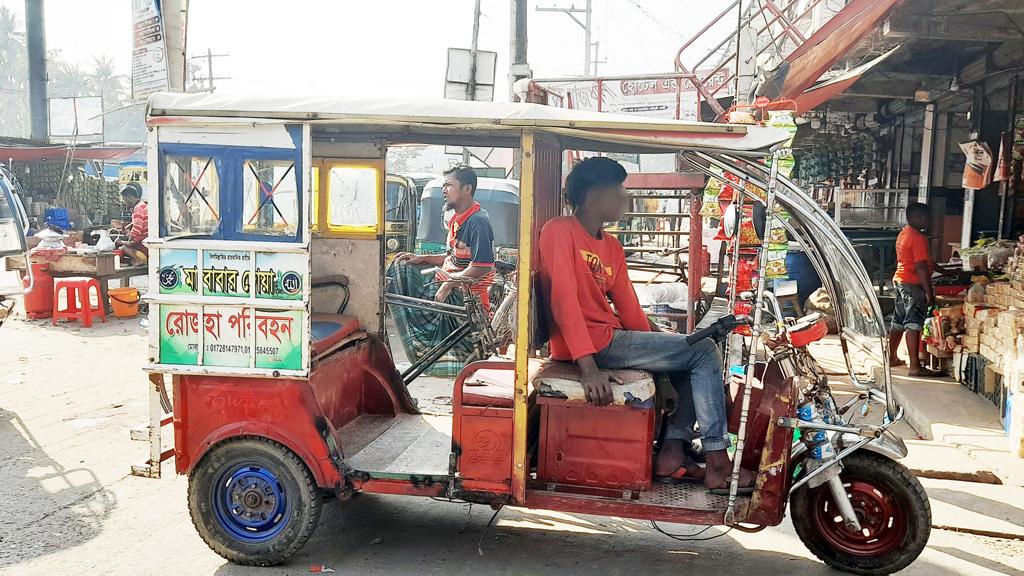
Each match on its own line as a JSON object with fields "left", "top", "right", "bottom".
{"left": 537, "top": 0, "right": 594, "bottom": 76}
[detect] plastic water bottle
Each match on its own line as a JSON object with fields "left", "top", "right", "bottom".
{"left": 798, "top": 402, "right": 835, "bottom": 460}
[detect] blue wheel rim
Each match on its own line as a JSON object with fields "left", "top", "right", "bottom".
{"left": 212, "top": 463, "right": 290, "bottom": 543}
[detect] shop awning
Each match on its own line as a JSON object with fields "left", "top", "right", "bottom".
{"left": 0, "top": 144, "right": 141, "bottom": 162}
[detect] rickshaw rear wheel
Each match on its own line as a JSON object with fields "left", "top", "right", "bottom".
{"left": 188, "top": 436, "right": 323, "bottom": 566}
{"left": 790, "top": 451, "right": 931, "bottom": 576}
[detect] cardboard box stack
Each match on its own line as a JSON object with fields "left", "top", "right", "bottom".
{"left": 961, "top": 279, "right": 1024, "bottom": 456}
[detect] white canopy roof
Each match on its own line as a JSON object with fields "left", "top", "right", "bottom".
{"left": 147, "top": 93, "right": 791, "bottom": 153}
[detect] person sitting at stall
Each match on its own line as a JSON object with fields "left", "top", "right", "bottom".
{"left": 537, "top": 156, "right": 754, "bottom": 493}
{"left": 394, "top": 165, "right": 496, "bottom": 312}
{"left": 888, "top": 202, "right": 955, "bottom": 377}
{"left": 116, "top": 182, "right": 149, "bottom": 265}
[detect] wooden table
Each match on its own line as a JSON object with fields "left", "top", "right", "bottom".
{"left": 5, "top": 253, "right": 148, "bottom": 315}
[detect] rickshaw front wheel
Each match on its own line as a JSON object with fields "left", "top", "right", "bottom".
{"left": 188, "top": 436, "right": 323, "bottom": 566}
{"left": 790, "top": 451, "right": 931, "bottom": 576}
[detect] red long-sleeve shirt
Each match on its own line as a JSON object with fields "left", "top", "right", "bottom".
{"left": 538, "top": 216, "right": 650, "bottom": 361}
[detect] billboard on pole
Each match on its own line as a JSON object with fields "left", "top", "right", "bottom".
{"left": 444, "top": 48, "right": 498, "bottom": 102}
{"left": 132, "top": 0, "right": 169, "bottom": 101}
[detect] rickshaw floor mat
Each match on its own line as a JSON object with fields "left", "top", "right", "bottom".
{"left": 537, "top": 481, "right": 744, "bottom": 512}
{"left": 344, "top": 413, "right": 452, "bottom": 475}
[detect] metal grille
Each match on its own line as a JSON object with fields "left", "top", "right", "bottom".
{"left": 638, "top": 482, "right": 739, "bottom": 511}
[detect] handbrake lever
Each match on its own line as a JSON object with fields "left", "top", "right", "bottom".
{"left": 685, "top": 314, "right": 752, "bottom": 345}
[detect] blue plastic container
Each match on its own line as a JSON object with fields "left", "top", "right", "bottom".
{"left": 44, "top": 208, "right": 70, "bottom": 230}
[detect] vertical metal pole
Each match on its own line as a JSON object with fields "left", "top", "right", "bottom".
{"left": 961, "top": 188, "right": 975, "bottom": 248}
{"left": 725, "top": 151, "right": 781, "bottom": 525}
{"left": 732, "top": 0, "right": 743, "bottom": 105}
{"left": 584, "top": 0, "right": 592, "bottom": 76}
{"left": 687, "top": 185, "right": 702, "bottom": 333}
{"left": 26, "top": 0, "right": 48, "bottom": 142}
{"left": 918, "top": 103, "right": 935, "bottom": 204}
{"left": 206, "top": 48, "right": 214, "bottom": 93}
{"left": 464, "top": 0, "right": 481, "bottom": 164}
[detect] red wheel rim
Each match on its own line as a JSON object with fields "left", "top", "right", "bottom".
{"left": 811, "top": 478, "right": 907, "bottom": 557}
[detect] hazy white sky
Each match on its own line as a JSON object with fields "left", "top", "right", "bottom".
{"left": 1, "top": 0, "right": 733, "bottom": 101}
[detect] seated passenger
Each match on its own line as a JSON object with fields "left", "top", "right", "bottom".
{"left": 537, "top": 157, "right": 753, "bottom": 493}
{"left": 394, "top": 164, "right": 496, "bottom": 312}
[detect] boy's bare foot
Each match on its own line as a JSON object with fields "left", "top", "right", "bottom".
{"left": 703, "top": 449, "right": 756, "bottom": 493}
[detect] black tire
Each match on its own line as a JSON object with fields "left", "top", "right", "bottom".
{"left": 188, "top": 436, "right": 323, "bottom": 566}
{"left": 791, "top": 452, "right": 931, "bottom": 576}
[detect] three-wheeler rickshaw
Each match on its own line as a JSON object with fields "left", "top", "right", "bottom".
{"left": 136, "top": 93, "right": 929, "bottom": 575}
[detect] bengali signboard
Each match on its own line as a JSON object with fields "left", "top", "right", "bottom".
{"left": 158, "top": 305, "right": 303, "bottom": 370}
{"left": 132, "top": 0, "right": 169, "bottom": 101}
{"left": 153, "top": 246, "right": 308, "bottom": 373}
{"left": 158, "top": 249, "right": 304, "bottom": 299}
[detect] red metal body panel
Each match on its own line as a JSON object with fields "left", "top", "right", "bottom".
{"left": 452, "top": 361, "right": 515, "bottom": 495}
{"left": 740, "top": 369, "right": 798, "bottom": 525}
{"left": 536, "top": 396, "right": 654, "bottom": 492}
{"left": 173, "top": 336, "right": 412, "bottom": 490}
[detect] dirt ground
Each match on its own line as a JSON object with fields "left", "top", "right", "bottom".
{"left": 1, "top": 312, "right": 1023, "bottom": 576}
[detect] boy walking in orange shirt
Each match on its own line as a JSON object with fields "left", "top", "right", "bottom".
{"left": 889, "top": 202, "right": 950, "bottom": 377}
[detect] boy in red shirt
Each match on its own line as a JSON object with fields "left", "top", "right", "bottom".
{"left": 538, "top": 157, "right": 752, "bottom": 493}
{"left": 889, "top": 202, "right": 951, "bottom": 377}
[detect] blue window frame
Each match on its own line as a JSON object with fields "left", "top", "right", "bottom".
{"left": 158, "top": 140, "right": 304, "bottom": 243}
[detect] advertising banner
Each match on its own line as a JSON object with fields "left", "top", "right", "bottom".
{"left": 158, "top": 304, "right": 303, "bottom": 370}
{"left": 154, "top": 246, "right": 308, "bottom": 373}
{"left": 131, "top": 0, "right": 169, "bottom": 101}
{"left": 534, "top": 72, "right": 730, "bottom": 121}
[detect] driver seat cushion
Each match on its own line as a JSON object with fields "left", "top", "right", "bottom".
{"left": 531, "top": 361, "right": 656, "bottom": 406}
{"left": 311, "top": 313, "right": 362, "bottom": 356}
{"left": 461, "top": 359, "right": 546, "bottom": 408}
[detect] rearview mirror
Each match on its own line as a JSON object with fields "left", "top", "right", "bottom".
{"left": 0, "top": 175, "right": 28, "bottom": 259}
{"left": 722, "top": 201, "right": 739, "bottom": 239}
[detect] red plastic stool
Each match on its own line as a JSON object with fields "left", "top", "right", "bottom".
{"left": 52, "top": 277, "right": 106, "bottom": 328}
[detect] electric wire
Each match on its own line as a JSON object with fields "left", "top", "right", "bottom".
{"left": 650, "top": 521, "right": 735, "bottom": 541}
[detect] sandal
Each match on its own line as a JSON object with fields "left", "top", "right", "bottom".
{"left": 655, "top": 465, "right": 704, "bottom": 485}
{"left": 908, "top": 368, "right": 943, "bottom": 378}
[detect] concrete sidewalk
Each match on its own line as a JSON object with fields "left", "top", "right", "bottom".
{"left": 810, "top": 336, "right": 1024, "bottom": 487}
{"left": 893, "top": 372, "right": 1024, "bottom": 486}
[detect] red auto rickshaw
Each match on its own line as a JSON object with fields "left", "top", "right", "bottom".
{"left": 133, "top": 93, "right": 929, "bottom": 575}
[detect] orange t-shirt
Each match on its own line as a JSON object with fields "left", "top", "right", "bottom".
{"left": 893, "top": 225, "right": 933, "bottom": 284}
{"left": 537, "top": 217, "right": 650, "bottom": 361}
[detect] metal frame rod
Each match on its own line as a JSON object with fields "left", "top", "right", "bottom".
{"left": 725, "top": 150, "right": 782, "bottom": 524}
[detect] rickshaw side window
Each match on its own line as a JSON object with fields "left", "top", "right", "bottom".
{"left": 326, "top": 165, "right": 380, "bottom": 234}
{"left": 385, "top": 180, "right": 409, "bottom": 223}
{"left": 162, "top": 155, "right": 221, "bottom": 237}
{"left": 242, "top": 159, "right": 299, "bottom": 237}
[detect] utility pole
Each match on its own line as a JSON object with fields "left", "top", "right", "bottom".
{"left": 509, "top": 0, "right": 530, "bottom": 101}
{"left": 190, "top": 49, "right": 230, "bottom": 93}
{"left": 464, "top": 0, "right": 482, "bottom": 164}
{"left": 25, "top": 0, "right": 47, "bottom": 141}
{"left": 537, "top": 0, "right": 594, "bottom": 76}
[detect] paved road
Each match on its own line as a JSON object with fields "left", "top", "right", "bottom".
{"left": 1, "top": 315, "right": 1022, "bottom": 576}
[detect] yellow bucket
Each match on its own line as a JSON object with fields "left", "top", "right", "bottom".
{"left": 109, "top": 287, "right": 140, "bottom": 318}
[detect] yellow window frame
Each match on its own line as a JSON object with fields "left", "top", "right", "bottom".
{"left": 313, "top": 159, "right": 384, "bottom": 238}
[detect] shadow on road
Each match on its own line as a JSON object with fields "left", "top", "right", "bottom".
{"left": 0, "top": 407, "right": 116, "bottom": 570}
{"left": 208, "top": 493, "right": 982, "bottom": 576}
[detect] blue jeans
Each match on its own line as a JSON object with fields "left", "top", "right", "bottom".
{"left": 594, "top": 330, "right": 731, "bottom": 452}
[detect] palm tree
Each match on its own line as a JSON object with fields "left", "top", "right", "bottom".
{"left": 0, "top": 6, "right": 28, "bottom": 137}
{"left": 90, "top": 54, "right": 128, "bottom": 109}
